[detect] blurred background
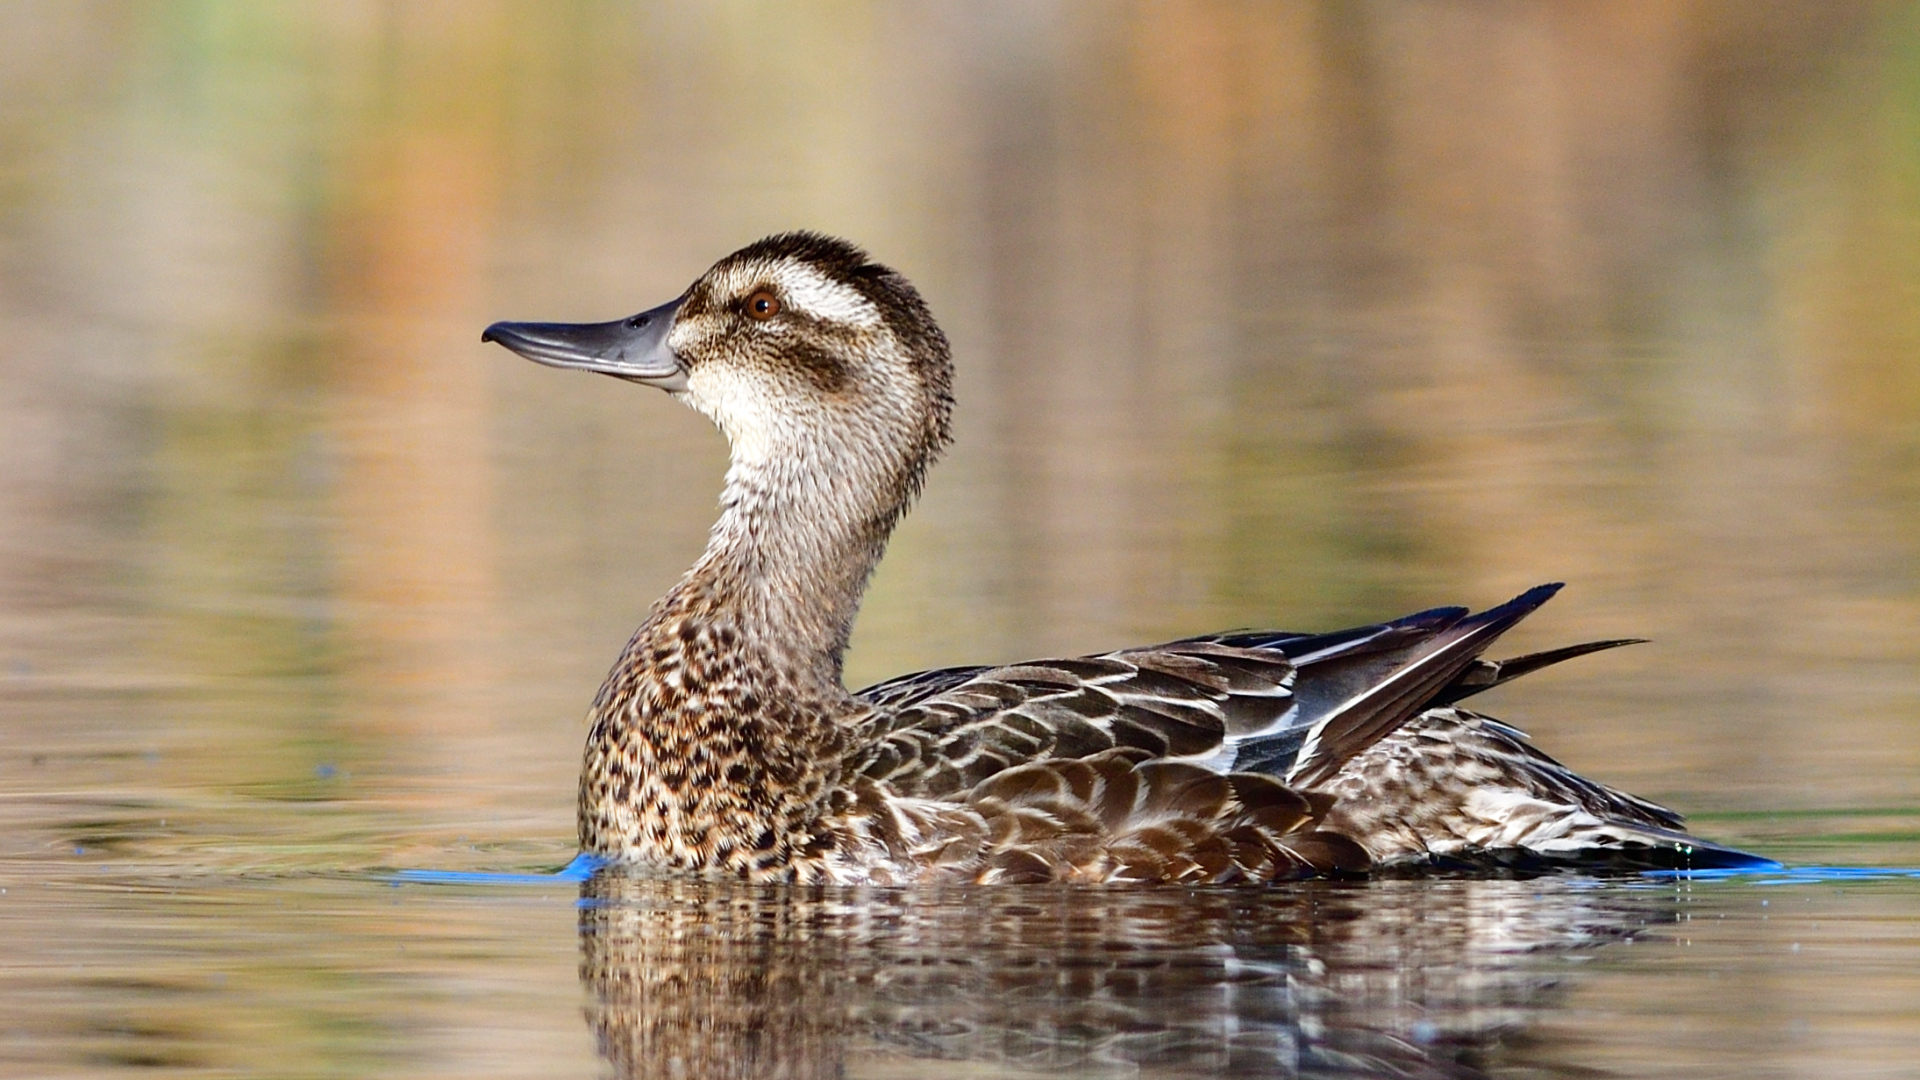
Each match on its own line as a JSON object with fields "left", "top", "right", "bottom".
{"left": 1, "top": 0, "right": 1918, "bottom": 874}
{"left": 5, "top": 4, "right": 1920, "bottom": 1076}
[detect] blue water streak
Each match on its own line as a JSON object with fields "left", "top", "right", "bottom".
{"left": 1644, "top": 864, "right": 1920, "bottom": 884}
{"left": 390, "top": 851, "right": 607, "bottom": 886}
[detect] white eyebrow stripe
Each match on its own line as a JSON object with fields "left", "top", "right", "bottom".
{"left": 767, "top": 263, "right": 883, "bottom": 329}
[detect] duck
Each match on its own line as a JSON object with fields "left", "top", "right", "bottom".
{"left": 482, "top": 232, "right": 1772, "bottom": 885}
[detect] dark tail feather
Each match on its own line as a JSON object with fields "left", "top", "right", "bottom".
{"left": 1644, "top": 837, "right": 1782, "bottom": 872}
{"left": 1545, "top": 824, "right": 1783, "bottom": 874}
{"left": 1434, "top": 638, "right": 1647, "bottom": 705}
{"left": 1180, "top": 603, "right": 1468, "bottom": 657}
{"left": 1285, "top": 584, "right": 1564, "bottom": 788}
{"left": 1392, "top": 834, "right": 1781, "bottom": 875}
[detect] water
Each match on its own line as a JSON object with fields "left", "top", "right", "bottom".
{"left": 4, "top": 2, "right": 1920, "bottom": 1076}
{"left": 8, "top": 866, "right": 1920, "bottom": 1078}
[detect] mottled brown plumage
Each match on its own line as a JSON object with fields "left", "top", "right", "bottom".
{"left": 482, "top": 232, "right": 1770, "bottom": 883}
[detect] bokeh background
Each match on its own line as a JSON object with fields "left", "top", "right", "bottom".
{"left": 5, "top": 3, "right": 1920, "bottom": 1076}
{"left": 3, "top": 0, "right": 1919, "bottom": 873}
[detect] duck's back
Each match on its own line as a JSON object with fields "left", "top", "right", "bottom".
{"left": 846, "top": 585, "right": 1770, "bottom": 881}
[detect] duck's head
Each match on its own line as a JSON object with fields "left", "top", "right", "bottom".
{"left": 484, "top": 233, "right": 954, "bottom": 524}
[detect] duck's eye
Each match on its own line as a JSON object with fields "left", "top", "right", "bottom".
{"left": 745, "top": 290, "right": 781, "bottom": 321}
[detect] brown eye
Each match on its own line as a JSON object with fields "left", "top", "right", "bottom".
{"left": 745, "top": 290, "right": 781, "bottom": 321}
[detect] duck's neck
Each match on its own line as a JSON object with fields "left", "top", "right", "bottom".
{"left": 680, "top": 445, "right": 897, "bottom": 689}
{"left": 578, "top": 433, "right": 914, "bottom": 874}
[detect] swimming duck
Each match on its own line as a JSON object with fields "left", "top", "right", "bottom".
{"left": 483, "top": 232, "right": 1769, "bottom": 884}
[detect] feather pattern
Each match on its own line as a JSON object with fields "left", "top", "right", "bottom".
{"left": 823, "top": 747, "right": 1369, "bottom": 885}
{"left": 828, "top": 583, "right": 1761, "bottom": 882}
{"left": 1313, "top": 707, "right": 1766, "bottom": 870}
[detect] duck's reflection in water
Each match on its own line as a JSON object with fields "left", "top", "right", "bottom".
{"left": 580, "top": 870, "right": 1672, "bottom": 1078}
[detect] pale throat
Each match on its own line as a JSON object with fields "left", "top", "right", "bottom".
{"left": 680, "top": 417, "right": 911, "bottom": 687}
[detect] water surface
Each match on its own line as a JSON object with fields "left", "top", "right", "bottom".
{"left": 3, "top": 2, "right": 1920, "bottom": 1076}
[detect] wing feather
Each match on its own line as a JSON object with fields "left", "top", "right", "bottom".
{"left": 833, "top": 585, "right": 1700, "bottom": 881}
{"left": 1283, "top": 584, "right": 1566, "bottom": 788}
{"left": 947, "top": 748, "right": 1368, "bottom": 883}
{"left": 852, "top": 584, "right": 1633, "bottom": 821}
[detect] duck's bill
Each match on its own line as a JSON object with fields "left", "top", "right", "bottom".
{"left": 482, "top": 297, "right": 687, "bottom": 391}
